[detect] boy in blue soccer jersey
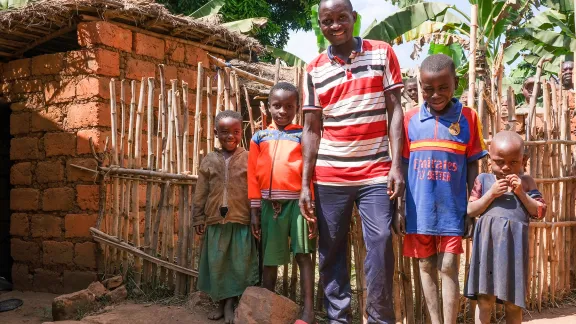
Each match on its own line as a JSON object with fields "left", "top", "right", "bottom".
{"left": 394, "top": 54, "right": 488, "bottom": 324}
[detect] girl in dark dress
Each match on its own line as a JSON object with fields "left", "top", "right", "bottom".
{"left": 464, "top": 131, "right": 546, "bottom": 324}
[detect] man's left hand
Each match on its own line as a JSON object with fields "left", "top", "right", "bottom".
{"left": 387, "top": 166, "right": 405, "bottom": 200}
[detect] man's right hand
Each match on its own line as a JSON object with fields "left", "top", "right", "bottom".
{"left": 392, "top": 200, "right": 406, "bottom": 236}
{"left": 194, "top": 224, "right": 205, "bottom": 235}
{"left": 299, "top": 187, "right": 316, "bottom": 224}
{"left": 251, "top": 208, "right": 261, "bottom": 240}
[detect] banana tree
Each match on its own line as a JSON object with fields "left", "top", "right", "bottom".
{"left": 0, "top": 0, "right": 34, "bottom": 9}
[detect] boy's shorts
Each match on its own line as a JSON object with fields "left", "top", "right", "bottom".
{"left": 261, "top": 199, "right": 316, "bottom": 266}
{"left": 403, "top": 234, "right": 463, "bottom": 258}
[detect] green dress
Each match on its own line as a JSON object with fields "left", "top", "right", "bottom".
{"left": 197, "top": 222, "right": 259, "bottom": 301}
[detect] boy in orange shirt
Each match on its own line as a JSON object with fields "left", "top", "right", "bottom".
{"left": 248, "top": 82, "right": 316, "bottom": 324}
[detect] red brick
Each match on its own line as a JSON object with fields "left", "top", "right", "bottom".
{"left": 65, "top": 214, "right": 97, "bottom": 238}
{"left": 10, "top": 188, "right": 39, "bottom": 211}
{"left": 62, "top": 271, "right": 97, "bottom": 293}
{"left": 67, "top": 102, "right": 111, "bottom": 129}
{"left": 65, "top": 49, "right": 120, "bottom": 77}
{"left": 67, "top": 158, "right": 98, "bottom": 182}
{"left": 75, "top": 76, "right": 109, "bottom": 100}
{"left": 10, "top": 213, "right": 29, "bottom": 237}
{"left": 77, "top": 184, "right": 99, "bottom": 210}
{"left": 44, "top": 79, "right": 75, "bottom": 104}
{"left": 36, "top": 160, "right": 65, "bottom": 183}
{"left": 12, "top": 79, "right": 42, "bottom": 93}
{"left": 31, "top": 214, "right": 62, "bottom": 238}
{"left": 11, "top": 238, "right": 40, "bottom": 263}
{"left": 134, "top": 33, "right": 165, "bottom": 60}
{"left": 42, "top": 187, "right": 74, "bottom": 211}
{"left": 44, "top": 132, "right": 76, "bottom": 157}
{"left": 178, "top": 68, "right": 197, "bottom": 89}
{"left": 12, "top": 263, "right": 32, "bottom": 291}
{"left": 125, "top": 58, "right": 156, "bottom": 80}
{"left": 77, "top": 128, "right": 111, "bottom": 155}
{"left": 31, "top": 53, "right": 64, "bottom": 75}
{"left": 43, "top": 241, "right": 73, "bottom": 266}
{"left": 33, "top": 268, "right": 62, "bottom": 293}
{"left": 11, "top": 93, "right": 45, "bottom": 111}
{"left": 10, "top": 162, "right": 32, "bottom": 185}
{"left": 165, "top": 65, "right": 178, "bottom": 83}
{"left": 2, "top": 58, "right": 31, "bottom": 80}
{"left": 77, "top": 21, "right": 132, "bottom": 52}
{"left": 74, "top": 242, "right": 97, "bottom": 268}
{"left": 185, "top": 45, "right": 209, "bottom": 66}
{"left": 166, "top": 40, "right": 185, "bottom": 62}
{"left": 31, "top": 106, "right": 64, "bottom": 132}
{"left": 10, "top": 112, "right": 30, "bottom": 135}
{"left": 10, "top": 137, "right": 41, "bottom": 160}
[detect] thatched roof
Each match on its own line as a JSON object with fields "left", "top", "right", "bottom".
{"left": 0, "top": 0, "right": 263, "bottom": 62}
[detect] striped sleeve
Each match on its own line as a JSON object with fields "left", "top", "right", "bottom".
{"left": 464, "top": 108, "right": 489, "bottom": 162}
{"left": 528, "top": 189, "right": 547, "bottom": 219}
{"left": 383, "top": 44, "right": 404, "bottom": 92}
{"left": 302, "top": 69, "right": 322, "bottom": 110}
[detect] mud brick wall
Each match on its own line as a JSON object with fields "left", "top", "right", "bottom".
{"left": 1, "top": 20, "right": 212, "bottom": 293}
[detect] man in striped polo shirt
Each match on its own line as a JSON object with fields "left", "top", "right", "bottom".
{"left": 299, "top": 0, "right": 405, "bottom": 322}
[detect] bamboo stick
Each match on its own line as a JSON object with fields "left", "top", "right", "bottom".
{"left": 182, "top": 81, "right": 190, "bottom": 171}
{"left": 167, "top": 180, "right": 176, "bottom": 290}
{"left": 244, "top": 85, "right": 255, "bottom": 135}
{"left": 193, "top": 63, "right": 204, "bottom": 175}
{"left": 166, "top": 90, "right": 173, "bottom": 173}
{"left": 399, "top": 241, "right": 415, "bottom": 324}
{"left": 260, "top": 101, "right": 268, "bottom": 129}
{"left": 171, "top": 82, "right": 182, "bottom": 174}
{"left": 110, "top": 78, "right": 120, "bottom": 270}
{"left": 224, "top": 67, "right": 231, "bottom": 111}
{"left": 216, "top": 69, "right": 224, "bottom": 113}
{"left": 507, "top": 87, "right": 516, "bottom": 131}
{"left": 274, "top": 58, "right": 281, "bottom": 84}
{"left": 416, "top": 69, "right": 424, "bottom": 107}
{"left": 143, "top": 77, "right": 155, "bottom": 282}
{"left": 156, "top": 94, "right": 163, "bottom": 173}
{"left": 392, "top": 235, "right": 403, "bottom": 324}
{"left": 528, "top": 57, "right": 551, "bottom": 140}
{"left": 537, "top": 226, "right": 544, "bottom": 311}
{"left": 234, "top": 72, "right": 241, "bottom": 115}
{"left": 206, "top": 77, "right": 214, "bottom": 153}
{"left": 208, "top": 54, "right": 275, "bottom": 87}
{"left": 468, "top": 4, "right": 478, "bottom": 109}
{"left": 99, "top": 167, "right": 198, "bottom": 180}
{"left": 151, "top": 181, "right": 168, "bottom": 284}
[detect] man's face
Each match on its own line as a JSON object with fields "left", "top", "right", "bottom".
{"left": 562, "top": 61, "right": 573, "bottom": 89}
{"left": 318, "top": 0, "right": 357, "bottom": 46}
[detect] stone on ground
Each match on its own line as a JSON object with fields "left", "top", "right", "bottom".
{"left": 87, "top": 281, "right": 108, "bottom": 299}
{"left": 104, "top": 285, "right": 127, "bottom": 303}
{"left": 102, "top": 275, "right": 123, "bottom": 290}
{"left": 234, "top": 287, "right": 300, "bottom": 324}
{"left": 52, "top": 289, "right": 98, "bottom": 321}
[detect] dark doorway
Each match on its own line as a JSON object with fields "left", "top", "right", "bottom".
{"left": 0, "top": 102, "right": 12, "bottom": 282}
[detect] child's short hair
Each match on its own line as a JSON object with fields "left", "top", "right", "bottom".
{"left": 215, "top": 110, "right": 243, "bottom": 125}
{"left": 269, "top": 82, "right": 300, "bottom": 105}
{"left": 404, "top": 77, "right": 417, "bottom": 85}
{"left": 421, "top": 54, "right": 456, "bottom": 77}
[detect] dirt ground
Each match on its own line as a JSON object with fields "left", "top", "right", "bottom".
{"left": 1, "top": 290, "right": 575, "bottom": 323}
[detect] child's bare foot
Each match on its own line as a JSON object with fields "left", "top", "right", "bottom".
{"left": 208, "top": 300, "right": 225, "bottom": 321}
{"left": 223, "top": 297, "right": 236, "bottom": 324}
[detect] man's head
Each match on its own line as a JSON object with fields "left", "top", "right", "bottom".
{"left": 419, "top": 54, "right": 458, "bottom": 113}
{"left": 318, "top": 0, "right": 357, "bottom": 46}
{"left": 460, "top": 90, "right": 469, "bottom": 106}
{"left": 562, "top": 61, "right": 574, "bottom": 89}
{"left": 404, "top": 78, "right": 418, "bottom": 103}
{"left": 522, "top": 77, "right": 541, "bottom": 103}
{"left": 489, "top": 131, "right": 525, "bottom": 179}
{"left": 214, "top": 110, "right": 243, "bottom": 153}
{"left": 268, "top": 82, "right": 299, "bottom": 129}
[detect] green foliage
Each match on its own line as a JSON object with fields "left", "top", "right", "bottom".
{"left": 188, "top": 0, "right": 225, "bottom": 18}
{"left": 389, "top": 0, "right": 423, "bottom": 9}
{"left": 0, "top": 0, "right": 33, "bottom": 9}
{"left": 265, "top": 46, "right": 305, "bottom": 67}
{"left": 157, "top": 0, "right": 319, "bottom": 48}
{"left": 222, "top": 17, "right": 268, "bottom": 34}
{"left": 541, "top": 0, "right": 574, "bottom": 12}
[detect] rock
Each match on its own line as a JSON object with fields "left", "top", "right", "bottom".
{"left": 234, "top": 287, "right": 300, "bottom": 324}
{"left": 52, "top": 289, "right": 98, "bottom": 321}
{"left": 87, "top": 281, "right": 108, "bottom": 299}
{"left": 104, "top": 285, "right": 127, "bottom": 303}
{"left": 102, "top": 276, "right": 123, "bottom": 290}
{"left": 186, "top": 291, "right": 211, "bottom": 311}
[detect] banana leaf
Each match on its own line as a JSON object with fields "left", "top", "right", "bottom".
{"left": 389, "top": 0, "right": 424, "bottom": 9}
{"left": 362, "top": 2, "right": 456, "bottom": 43}
{"left": 541, "top": 0, "right": 574, "bottom": 13}
{"left": 0, "top": 0, "right": 33, "bottom": 9}
{"left": 188, "top": 0, "right": 225, "bottom": 18}
{"left": 428, "top": 42, "right": 465, "bottom": 69}
{"left": 223, "top": 17, "right": 268, "bottom": 34}
{"left": 266, "top": 46, "right": 306, "bottom": 67}
{"left": 509, "top": 28, "right": 576, "bottom": 52}
{"left": 523, "top": 9, "right": 568, "bottom": 30}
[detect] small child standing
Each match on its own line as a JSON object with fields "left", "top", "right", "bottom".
{"left": 465, "top": 131, "right": 547, "bottom": 324}
{"left": 192, "top": 110, "right": 258, "bottom": 324}
{"left": 248, "top": 82, "right": 316, "bottom": 324}
{"left": 398, "top": 54, "right": 488, "bottom": 324}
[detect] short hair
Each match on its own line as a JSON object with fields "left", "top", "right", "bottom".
{"left": 523, "top": 77, "right": 535, "bottom": 87}
{"left": 420, "top": 54, "right": 456, "bottom": 76}
{"left": 405, "top": 77, "right": 417, "bottom": 85}
{"left": 491, "top": 130, "right": 525, "bottom": 155}
{"left": 215, "top": 110, "right": 242, "bottom": 125}
{"left": 319, "top": 0, "right": 353, "bottom": 11}
{"left": 269, "top": 81, "right": 300, "bottom": 104}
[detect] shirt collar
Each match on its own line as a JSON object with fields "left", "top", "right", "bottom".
{"left": 215, "top": 146, "right": 245, "bottom": 156}
{"left": 419, "top": 98, "right": 462, "bottom": 123}
{"left": 327, "top": 37, "right": 364, "bottom": 64}
{"left": 268, "top": 122, "right": 302, "bottom": 131}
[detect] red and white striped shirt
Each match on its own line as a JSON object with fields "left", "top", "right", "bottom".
{"left": 302, "top": 38, "right": 404, "bottom": 186}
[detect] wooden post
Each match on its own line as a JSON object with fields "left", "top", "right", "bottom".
{"left": 528, "top": 57, "right": 551, "bottom": 140}
{"left": 507, "top": 87, "right": 516, "bottom": 131}
{"left": 206, "top": 77, "right": 213, "bottom": 153}
{"left": 234, "top": 72, "right": 241, "bottom": 114}
{"left": 274, "top": 58, "right": 281, "bottom": 84}
{"left": 468, "top": 4, "right": 478, "bottom": 109}
{"left": 182, "top": 81, "right": 190, "bottom": 171}
{"left": 244, "top": 86, "right": 256, "bottom": 136}
{"left": 260, "top": 101, "right": 268, "bottom": 129}
{"left": 416, "top": 69, "right": 424, "bottom": 107}
{"left": 132, "top": 77, "right": 146, "bottom": 287}
{"left": 110, "top": 79, "right": 120, "bottom": 270}
{"left": 224, "top": 67, "right": 231, "bottom": 111}
{"left": 143, "top": 77, "right": 155, "bottom": 282}
{"left": 193, "top": 62, "right": 204, "bottom": 175}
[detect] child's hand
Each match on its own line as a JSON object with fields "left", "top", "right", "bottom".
{"left": 307, "top": 219, "right": 318, "bottom": 239}
{"left": 194, "top": 225, "right": 205, "bottom": 235}
{"left": 489, "top": 178, "right": 508, "bottom": 199}
{"left": 506, "top": 174, "right": 523, "bottom": 195}
{"left": 250, "top": 208, "right": 261, "bottom": 240}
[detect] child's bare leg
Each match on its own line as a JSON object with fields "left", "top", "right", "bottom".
{"left": 475, "top": 294, "right": 495, "bottom": 324}
{"left": 208, "top": 299, "right": 226, "bottom": 320}
{"left": 419, "top": 254, "right": 442, "bottom": 324}
{"left": 504, "top": 302, "right": 522, "bottom": 324}
{"left": 262, "top": 265, "right": 278, "bottom": 291}
{"left": 295, "top": 253, "right": 314, "bottom": 324}
{"left": 223, "top": 297, "right": 237, "bottom": 324}
{"left": 438, "top": 252, "right": 459, "bottom": 324}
